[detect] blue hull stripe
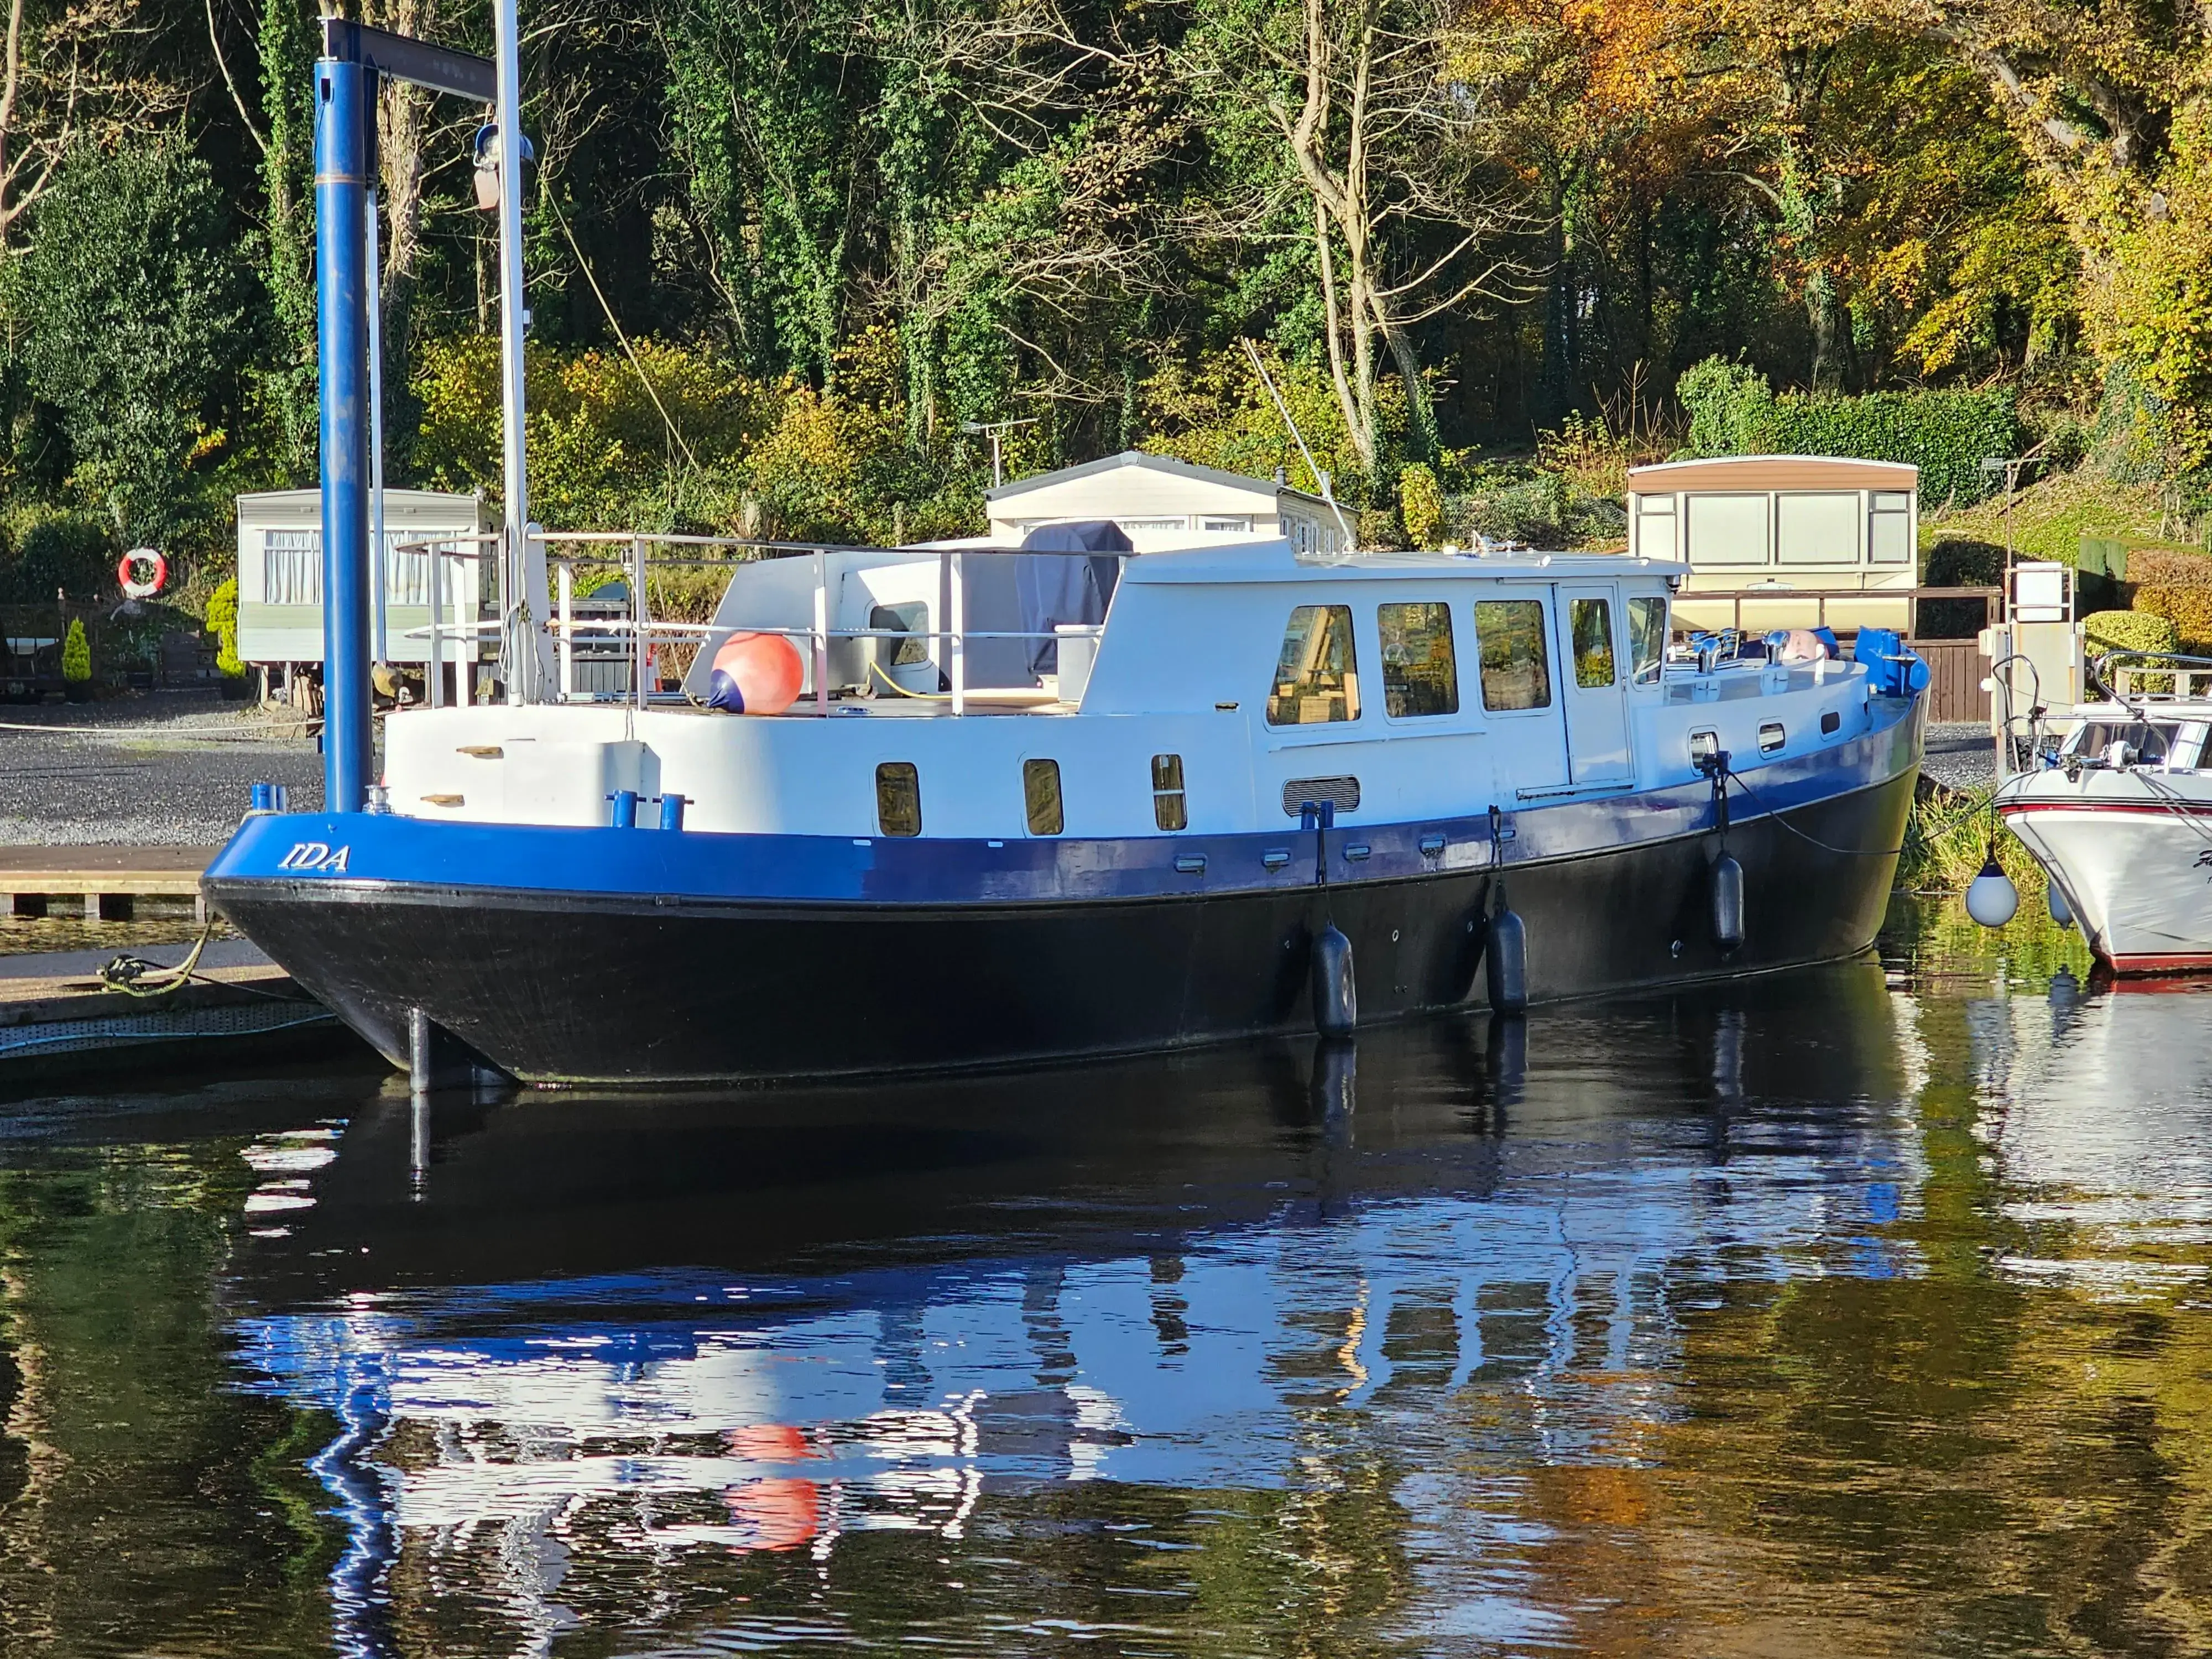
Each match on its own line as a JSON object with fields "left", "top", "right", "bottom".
{"left": 204, "top": 698, "right": 1922, "bottom": 908}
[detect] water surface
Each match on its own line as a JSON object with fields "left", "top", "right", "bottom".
{"left": 8, "top": 904, "right": 2212, "bottom": 1656}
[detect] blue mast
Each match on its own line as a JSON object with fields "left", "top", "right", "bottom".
{"left": 312, "top": 22, "right": 500, "bottom": 810}
{"left": 314, "top": 57, "right": 374, "bottom": 812}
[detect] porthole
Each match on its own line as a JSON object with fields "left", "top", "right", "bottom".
{"left": 1023, "top": 758, "right": 1063, "bottom": 836}
{"left": 1759, "top": 721, "right": 1786, "bottom": 754}
{"left": 1821, "top": 709, "right": 1841, "bottom": 735}
{"left": 875, "top": 762, "right": 921, "bottom": 837}
{"left": 1152, "top": 754, "right": 1187, "bottom": 831}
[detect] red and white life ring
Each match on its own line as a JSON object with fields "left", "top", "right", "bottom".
{"left": 118, "top": 547, "right": 167, "bottom": 599}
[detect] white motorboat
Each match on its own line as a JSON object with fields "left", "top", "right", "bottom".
{"left": 1997, "top": 653, "right": 2212, "bottom": 972}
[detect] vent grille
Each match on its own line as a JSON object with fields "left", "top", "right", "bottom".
{"left": 1283, "top": 776, "right": 1361, "bottom": 817}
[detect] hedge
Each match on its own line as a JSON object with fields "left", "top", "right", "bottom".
{"left": 1676, "top": 357, "right": 2020, "bottom": 508}
{"left": 2134, "top": 586, "right": 2212, "bottom": 651}
{"left": 2084, "top": 609, "right": 2180, "bottom": 655}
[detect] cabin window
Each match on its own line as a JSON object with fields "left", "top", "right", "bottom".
{"left": 1569, "top": 598, "right": 1616, "bottom": 688}
{"left": 1685, "top": 494, "right": 1771, "bottom": 565}
{"left": 1023, "top": 758, "right": 1063, "bottom": 835}
{"left": 1869, "top": 492, "right": 1913, "bottom": 564}
{"left": 1759, "top": 721, "right": 1786, "bottom": 754}
{"left": 1201, "top": 516, "right": 1251, "bottom": 533}
{"left": 1152, "top": 754, "right": 1188, "bottom": 831}
{"left": 1474, "top": 599, "right": 1553, "bottom": 711}
{"left": 1266, "top": 604, "right": 1360, "bottom": 725}
{"left": 875, "top": 762, "right": 922, "bottom": 837}
{"left": 1627, "top": 597, "right": 1667, "bottom": 685}
{"left": 1377, "top": 602, "right": 1458, "bottom": 717}
{"left": 1120, "top": 518, "right": 1187, "bottom": 533}
{"left": 1776, "top": 493, "right": 1861, "bottom": 564}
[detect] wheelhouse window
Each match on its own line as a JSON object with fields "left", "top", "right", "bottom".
{"left": 1023, "top": 759, "right": 1063, "bottom": 836}
{"left": 875, "top": 763, "right": 921, "bottom": 837}
{"left": 1627, "top": 596, "right": 1667, "bottom": 686}
{"left": 1266, "top": 604, "right": 1360, "bottom": 726}
{"left": 1474, "top": 599, "right": 1552, "bottom": 711}
{"left": 1569, "top": 598, "right": 1616, "bottom": 688}
{"left": 1378, "top": 602, "right": 1458, "bottom": 717}
{"left": 1151, "top": 754, "right": 1188, "bottom": 831}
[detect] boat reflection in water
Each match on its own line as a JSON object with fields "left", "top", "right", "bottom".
{"left": 230, "top": 963, "right": 1919, "bottom": 1652}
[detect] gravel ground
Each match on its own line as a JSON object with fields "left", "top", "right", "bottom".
{"left": 0, "top": 688, "right": 326, "bottom": 847}
{"left": 1923, "top": 721, "right": 2001, "bottom": 795}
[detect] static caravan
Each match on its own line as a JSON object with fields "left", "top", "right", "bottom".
{"left": 1626, "top": 456, "right": 1918, "bottom": 637}
{"left": 985, "top": 451, "right": 1350, "bottom": 556}
{"left": 234, "top": 489, "right": 485, "bottom": 690}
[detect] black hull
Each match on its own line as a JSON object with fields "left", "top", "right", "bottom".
{"left": 206, "top": 766, "right": 1916, "bottom": 1086}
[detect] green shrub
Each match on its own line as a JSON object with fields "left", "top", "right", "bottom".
{"left": 60, "top": 617, "right": 90, "bottom": 681}
{"left": 1676, "top": 357, "right": 2020, "bottom": 507}
{"left": 0, "top": 507, "right": 112, "bottom": 603}
{"left": 205, "top": 575, "right": 243, "bottom": 677}
{"left": 2083, "top": 608, "right": 2180, "bottom": 656}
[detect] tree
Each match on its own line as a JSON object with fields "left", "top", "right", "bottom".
{"left": 1183, "top": 0, "right": 1535, "bottom": 476}
{"left": 11, "top": 140, "right": 251, "bottom": 544}
{"left": 0, "top": 0, "right": 180, "bottom": 248}
{"left": 59, "top": 613, "right": 87, "bottom": 680}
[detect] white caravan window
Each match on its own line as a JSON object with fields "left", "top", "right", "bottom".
{"left": 1633, "top": 494, "right": 1677, "bottom": 559}
{"left": 1776, "top": 493, "right": 1861, "bottom": 564}
{"left": 263, "top": 529, "right": 321, "bottom": 605}
{"left": 1199, "top": 517, "right": 1251, "bottom": 533}
{"left": 1869, "top": 492, "right": 1913, "bottom": 564}
{"left": 1685, "top": 494, "right": 1771, "bottom": 565}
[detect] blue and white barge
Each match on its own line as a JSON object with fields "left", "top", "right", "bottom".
{"left": 202, "top": 537, "right": 1926, "bottom": 1084}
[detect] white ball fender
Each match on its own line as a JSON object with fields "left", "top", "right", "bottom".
{"left": 1966, "top": 858, "right": 2020, "bottom": 928}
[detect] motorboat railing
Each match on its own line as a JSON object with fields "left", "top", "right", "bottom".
{"left": 389, "top": 529, "right": 1098, "bottom": 715}
{"left": 2094, "top": 651, "right": 2212, "bottom": 702}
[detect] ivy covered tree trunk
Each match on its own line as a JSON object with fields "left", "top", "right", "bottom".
{"left": 259, "top": 0, "right": 316, "bottom": 484}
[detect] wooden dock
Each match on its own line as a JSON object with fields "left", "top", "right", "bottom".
{"left": 0, "top": 845, "right": 211, "bottom": 921}
{"left": 0, "top": 935, "right": 362, "bottom": 1086}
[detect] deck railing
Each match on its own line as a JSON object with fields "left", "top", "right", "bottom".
{"left": 390, "top": 531, "right": 1082, "bottom": 715}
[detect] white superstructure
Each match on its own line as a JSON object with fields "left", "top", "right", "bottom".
{"left": 383, "top": 540, "right": 1881, "bottom": 842}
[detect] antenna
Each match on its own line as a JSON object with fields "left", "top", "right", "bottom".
{"left": 1240, "top": 338, "right": 1357, "bottom": 551}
